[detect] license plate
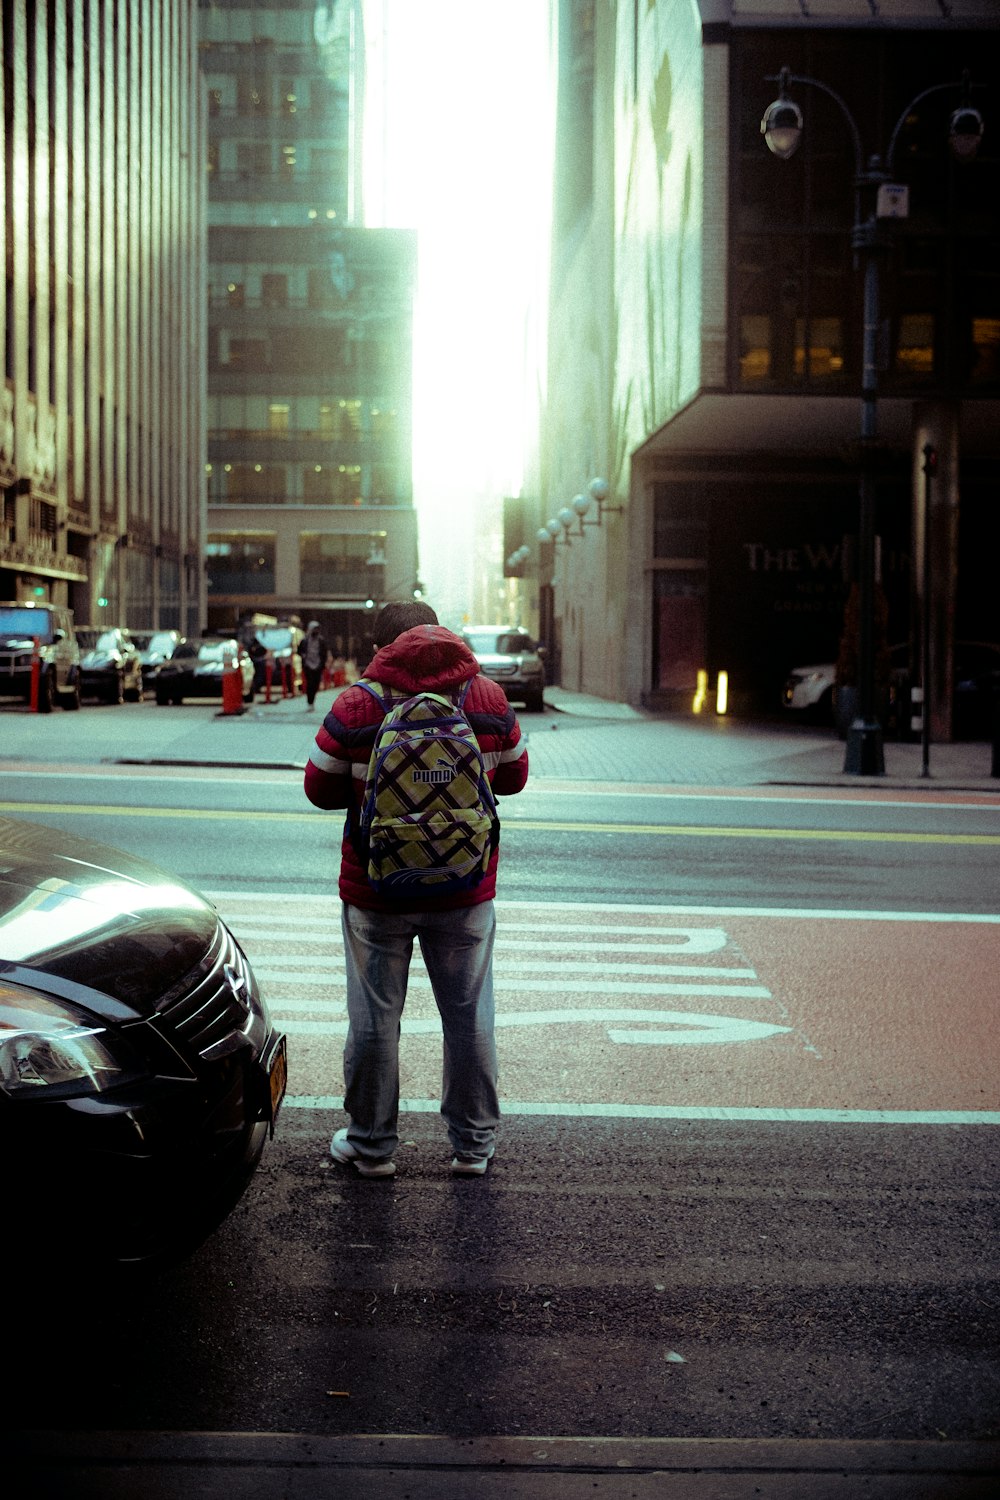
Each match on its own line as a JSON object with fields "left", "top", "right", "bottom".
{"left": 268, "top": 1035, "right": 288, "bottom": 1127}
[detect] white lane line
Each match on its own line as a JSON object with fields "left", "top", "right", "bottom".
{"left": 251, "top": 961, "right": 760, "bottom": 981}
{"left": 271, "top": 1008, "right": 787, "bottom": 1043}
{"left": 283, "top": 1096, "right": 1000, "bottom": 1125}
{"left": 208, "top": 893, "right": 1000, "bottom": 923}
{"left": 264, "top": 976, "right": 771, "bottom": 999}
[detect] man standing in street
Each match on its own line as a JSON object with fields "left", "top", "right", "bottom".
{"left": 298, "top": 620, "right": 330, "bottom": 710}
{"left": 303, "top": 601, "right": 529, "bottom": 1177}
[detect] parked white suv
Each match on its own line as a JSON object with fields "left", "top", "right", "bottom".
{"left": 462, "top": 625, "right": 546, "bottom": 712}
{"left": 0, "top": 602, "right": 81, "bottom": 711}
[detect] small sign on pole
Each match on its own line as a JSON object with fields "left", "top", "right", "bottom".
{"left": 877, "top": 183, "right": 909, "bottom": 219}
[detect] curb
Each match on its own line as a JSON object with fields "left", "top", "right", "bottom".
{"left": 10, "top": 1432, "right": 999, "bottom": 1500}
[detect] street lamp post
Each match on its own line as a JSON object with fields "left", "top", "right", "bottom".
{"left": 761, "top": 67, "right": 984, "bottom": 775}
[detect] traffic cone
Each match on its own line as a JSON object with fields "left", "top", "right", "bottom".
{"left": 218, "top": 663, "right": 245, "bottom": 717}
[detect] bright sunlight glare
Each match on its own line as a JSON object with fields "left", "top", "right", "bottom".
{"left": 363, "top": 1, "right": 554, "bottom": 622}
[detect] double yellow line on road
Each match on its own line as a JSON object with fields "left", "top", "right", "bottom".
{"left": 2, "top": 801, "right": 998, "bottom": 846}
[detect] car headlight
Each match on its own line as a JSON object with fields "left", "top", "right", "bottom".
{"left": 0, "top": 983, "right": 136, "bottom": 1098}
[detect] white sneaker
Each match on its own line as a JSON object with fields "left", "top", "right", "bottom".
{"left": 330, "top": 1127, "right": 395, "bottom": 1177}
{"left": 451, "top": 1153, "right": 492, "bottom": 1176}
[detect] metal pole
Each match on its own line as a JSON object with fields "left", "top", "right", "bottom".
{"left": 920, "top": 444, "right": 935, "bottom": 778}
{"left": 843, "top": 204, "right": 885, "bottom": 776}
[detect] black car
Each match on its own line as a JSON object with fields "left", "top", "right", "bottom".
{"left": 155, "top": 636, "right": 256, "bottom": 705}
{"left": 132, "top": 628, "right": 182, "bottom": 688}
{"left": 0, "top": 816, "right": 286, "bottom": 1272}
{"left": 75, "top": 627, "right": 144, "bottom": 704}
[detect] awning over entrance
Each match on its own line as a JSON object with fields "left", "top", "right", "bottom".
{"left": 635, "top": 392, "right": 998, "bottom": 464}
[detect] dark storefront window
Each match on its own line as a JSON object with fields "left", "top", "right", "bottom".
{"left": 731, "top": 30, "right": 1000, "bottom": 396}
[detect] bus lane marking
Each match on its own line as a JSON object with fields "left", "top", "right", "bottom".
{"left": 209, "top": 894, "right": 999, "bottom": 1122}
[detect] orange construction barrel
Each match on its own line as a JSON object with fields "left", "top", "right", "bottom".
{"left": 219, "top": 660, "right": 245, "bottom": 717}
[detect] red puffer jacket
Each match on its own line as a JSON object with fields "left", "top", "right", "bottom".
{"left": 304, "top": 624, "right": 529, "bottom": 910}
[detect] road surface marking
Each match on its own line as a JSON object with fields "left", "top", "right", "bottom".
{"left": 213, "top": 892, "right": 1000, "bottom": 924}
{"left": 3, "top": 800, "right": 998, "bottom": 846}
{"left": 282, "top": 1097, "right": 1000, "bottom": 1125}
{"left": 270, "top": 1008, "right": 790, "bottom": 1045}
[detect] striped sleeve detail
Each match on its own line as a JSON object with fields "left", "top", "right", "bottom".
{"left": 499, "top": 740, "right": 527, "bottom": 764}
{"left": 309, "top": 746, "right": 351, "bottom": 775}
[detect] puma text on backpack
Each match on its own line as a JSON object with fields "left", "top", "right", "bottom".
{"left": 355, "top": 679, "right": 499, "bottom": 896}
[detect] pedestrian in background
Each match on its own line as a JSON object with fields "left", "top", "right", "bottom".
{"left": 298, "top": 620, "right": 330, "bottom": 711}
{"left": 303, "top": 600, "right": 529, "bottom": 1177}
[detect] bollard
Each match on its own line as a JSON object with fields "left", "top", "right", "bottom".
{"left": 218, "top": 662, "right": 245, "bottom": 717}
{"left": 29, "top": 636, "right": 40, "bottom": 711}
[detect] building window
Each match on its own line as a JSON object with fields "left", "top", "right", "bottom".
{"left": 333, "top": 465, "right": 363, "bottom": 504}
{"left": 226, "top": 464, "right": 286, "bottom": 503}
{"left": 970, "top": 317, "right": 1000, "bottom": 385}
{"left": 227, "top": 337, "right": 269, "bottom": 370}
{"left": 299, "top": 532, "right": 385, "bottom": 595}
{"left": 739, "top": 315, "right": 771, "bottom": 384}
{"left": 303, "top": 466, "right": 336, "bottom": 502}
{"left": 206, "top": 534, "right": 276, "bottom": 594}
{"left": 237, "top": 142, "right": 271, "bottom": 178}
{"left": 894, "top": 314, "right": 935, "bottom": 377}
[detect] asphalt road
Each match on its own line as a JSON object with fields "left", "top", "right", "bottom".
{"left": 2, "top": 747, "right": 999, "bottom": 1496}
{"left": 1, "top": 769, "right": 999, "bottom": 912}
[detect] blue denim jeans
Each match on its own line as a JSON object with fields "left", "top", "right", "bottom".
{"left": 340, "top": 901, "right": 499, "bottom": 1163}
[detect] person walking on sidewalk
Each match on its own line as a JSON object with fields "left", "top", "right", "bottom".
{"left": 303, "top": 600, "right": 529, "bottom": 1177}
{"left": 298, "top": 620, "right": 330, "bottom": 710}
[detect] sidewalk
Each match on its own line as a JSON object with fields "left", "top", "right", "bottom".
{"left": 1, "top": 685, "right": 997, "bottom": 791}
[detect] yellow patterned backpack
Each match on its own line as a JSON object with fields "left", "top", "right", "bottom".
{"left": 355, "top": 679, "right": 499, "bottom": 896}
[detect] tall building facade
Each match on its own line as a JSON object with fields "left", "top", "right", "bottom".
{"left": 523, "top": 0, "right": 999, "bottom": 740}
{"left": 200, "top": 0, "right": 416, "bottom": 658}
{"left": 1, "top": 0, "right": 206, "bottom": 632}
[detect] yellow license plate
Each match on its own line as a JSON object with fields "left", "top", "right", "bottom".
{"left": 268, "top": 1036, "right": 288, "bottom": 1123}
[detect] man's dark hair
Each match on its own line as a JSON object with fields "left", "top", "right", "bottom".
{"left": 372, "top": 600, "right": 439, "bottom": 648}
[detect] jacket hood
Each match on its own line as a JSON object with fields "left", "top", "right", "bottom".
{"left": 364, "top": 624, "right": 480, "bottom": 695}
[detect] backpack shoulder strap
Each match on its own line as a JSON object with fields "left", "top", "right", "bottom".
{"left": 356, "top": 679, "right": 388, "bottom": 714}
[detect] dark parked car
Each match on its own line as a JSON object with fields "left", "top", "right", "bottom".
{"left": 0, "top": 601, "right": 81, "bottom": 711}
{"left": 132, "top": 628, "right": 182, "bottom": 688}
{"left": 461, "top": 625, "right": 546, "bottom": 712}
{"left": 154, "top": 636, "right": 255, "bottom": 705}
{"left": 0, "top": 815, "right": 286, "bottom": 1272}
{"left": 76, "top": 627, "right": 144, "bottom": 703}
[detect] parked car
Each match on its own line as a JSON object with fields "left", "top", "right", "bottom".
{"left": 461, "top": 625, "right": 546, "bottom": 712}
{"left": 154, "top": 637, "right": 255, "bottom": 705}
{"left": 76, "top": 627, "right": 144, "bottom": 704}
{"left": 783, "top": 640, "right": 1000, "bottom": 740}
{"left": 0, "top": 601, "right": 81, "bottom": 712}
{"left": 251, "top": 622, "right": 304, "bottom": 694}
{"left": 0, "top": 814, "right": 286, "bottom": 1272}
{"left": 781, "top": 661, "right": 837, "bottom": 721}
{"left": 132, "top": 628, "right": 181, "bottom": 688}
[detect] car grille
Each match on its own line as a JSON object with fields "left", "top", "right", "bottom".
{"left": 1, "top": 649, "right": 32, "bottom": 676}
{"left": 155, "top": 924, "right": 254, "bottom": 1062}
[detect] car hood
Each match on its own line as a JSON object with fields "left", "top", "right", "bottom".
{"left": 474, "top": 651, "right": 523, "bottom": 666}
{"left": 788, "top": 663, "right": 835, "bottom": 676}
{"left": 79, "top": 650, "right": 121, "bottom": 666}
{"left": 0, "top": 816, "right": 219, "bottom": 1020}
